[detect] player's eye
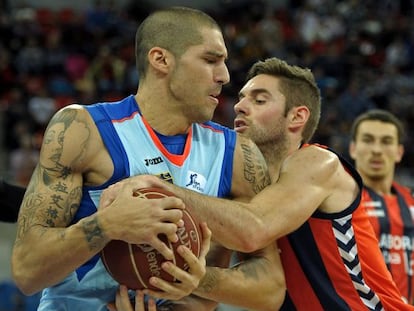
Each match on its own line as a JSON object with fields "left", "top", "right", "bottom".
{"left": 205, "top": 58, "right": 217, "bottom": 64}
{"left": 255, "top": 97, "right": 266, "bottom": 104}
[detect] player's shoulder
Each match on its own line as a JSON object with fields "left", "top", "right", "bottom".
{"left": 201, "top": 120, "right": 234, "bottom": 133}
{"left": 43, "top": 104, "right": 101, "bottom": 154}
{"left": 392, "top": 181, "right": 414, "bottom": 198}
{"left": 286, "top": 143, "right": 344, "bottom": 181}
{"left": 52, "top": 103, "right": 88, "bottom": 119}
{"left": 297, "top": 143, "right": 339, "bottom": 163}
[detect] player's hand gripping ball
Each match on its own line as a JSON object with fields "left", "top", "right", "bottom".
{"left": 101, "top": 187, "right": 202, "bottom": 290}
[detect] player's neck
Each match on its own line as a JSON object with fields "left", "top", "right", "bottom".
{"left": 259, "top": 142, "right": 290, "bottom": 183}
{"left": 134, "top": 94, "right": 191, "bottom": 135}
{"left": 363, "top": 176, "right": 394, "bottom": 196}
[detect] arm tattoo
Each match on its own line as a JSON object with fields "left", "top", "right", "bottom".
{"left": 234, "top": 256, "right": 266, "bottom": 281}
{"left": 82, "top": 216, "right": 106, "bottom": 251}
{"left": 199, "top": 268, "right": 220, "bottom": 293}
{"left": 42, "top": 108, "right": 89, "bottom": 184}
{"left": 15, "top": 108, "right": 90, "bottom": 245}
{"left": 241, "top": 143, "right": 270, "bottom": 193}
{"left": 199, "top": 256, "right": 268, "bottom": 294}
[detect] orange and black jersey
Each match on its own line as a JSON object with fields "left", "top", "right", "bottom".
{"left": 362, "top": 183, "right": 414, "bottom": 305}
{"left": 279, "top": 145, "right": 414, "bottom": 311}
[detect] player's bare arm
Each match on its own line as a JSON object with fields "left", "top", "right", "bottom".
{"left": 105, "top": 134, "right": 272, "bottom": 251}
{"left": 12, "top": 105, "right": 187, "bottom": 295}
{"left": 248, "top": 145, "right": 360, "bottom": 240}
{"left": 195, "top": 145, "right": 359, "bottom": 251}
{"left": 11, "top": 105, "right": 106, "bottom": 294}
{"left": 127, "top": 145, "right": 360, "bottom": 253}
{"left": 194, "top": 242, "right": 285, "bottom": 311}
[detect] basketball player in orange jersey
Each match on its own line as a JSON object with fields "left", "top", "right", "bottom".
{"left": 110, "top": 57, "right": 414, "bottom": 310}
{"left": 349, "top": 109, "right": 414, "bottom": 305}
{"left": 11, "top": 6, "right": 282, "bottom": 311}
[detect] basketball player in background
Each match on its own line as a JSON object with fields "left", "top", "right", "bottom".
{"left": 111, "top": 57, "right": 414, "bottom": 310}
{"left": 11, "top": 7, "right": 283, "bottom": 311}
{"left": 349, "top": 109, "right": 414, "bottom": 305}
{"left": 0, "top": 177, "right": 24, "bottom": 222}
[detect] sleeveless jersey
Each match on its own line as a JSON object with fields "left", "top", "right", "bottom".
{"left": 279, "top": 145, "right": 414, "bottom": 311}
{"left": 38, "top": 95, "right": 237, "bottom": 310}
{"left": 361, "top": 183, "right": 414, "bottom": 304}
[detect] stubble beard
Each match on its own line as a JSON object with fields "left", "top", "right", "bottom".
{"left": 249, "top": 125, "right": 289, "bottom": 164}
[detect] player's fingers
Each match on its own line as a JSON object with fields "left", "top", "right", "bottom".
{"left": 160, "top": 197, "right": 185, "bottom": 211}
{"left": 142, "top": 278, "right": 184, "bottom": 300}
{"left": 199, "top": 222, "right": 212, "bottom": 260}
{"left": 152, "top": 221, "right": 180, "bottom": 244}
{"left": 160, "top": 207, "right": 184, "bottom": 231}
{"left": 177, "top": 245, "right": 201, "bottom": 273}
{"left": 159, "top": 203, "right": 184, "bottom": 221}
{"left": 100, "top": 183, "right": 122, "bottom": 209}
{"left": 150, "top": 237, "right": 174, "bottom": 260}
{"left": 127, "top": 175, "right": 163, "bottom": 191}
{"left": 147, "top": 296, "right": 157, "bottom": 311}
{"left": 134, "top": 291, "right": 145, "bottom": 311}
{"left": 116, "top": 285, "right": 133, "bottom": 311}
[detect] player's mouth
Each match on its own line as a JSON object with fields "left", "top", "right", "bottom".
{"left": 208, "top": 89, "right": 221, "bottom": 105}
{"left": 234, "top": 118, "right": 248, "bottom": 133}
{"left": 369, "top": 159, "right": 384, "bottom": 169}
{"left": 208, "top": 95, "right": 219, "bottom": 104}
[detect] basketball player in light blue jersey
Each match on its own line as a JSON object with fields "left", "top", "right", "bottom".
{"left": 11, "top": 7, "right": 275, "bottom": 311}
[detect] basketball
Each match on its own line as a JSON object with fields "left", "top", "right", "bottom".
{"left": 101, "top": 187, "right": 202, "bottom": 290}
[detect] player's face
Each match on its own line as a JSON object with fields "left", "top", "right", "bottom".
{"left": 349, "top": 120, "right": 404, "bottom": 181}
{"left": 233, "top": 74, "right": 288, "bottom": 148}
{"left": 169, "top": 27, "right": 229, "bottom": 123}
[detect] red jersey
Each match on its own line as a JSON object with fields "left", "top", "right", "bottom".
{"left": 361, "top": 183, "right": 414, "bottom": 304}
{"left": 279, "top": 146, "right": 413, "bottom": 310}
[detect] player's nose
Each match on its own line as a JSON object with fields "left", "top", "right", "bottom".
{"left": 215, "top": 63, "right": 230, "bottom": 85}
{"left": 234, "top": 97, "right": 248, "bottom": 115}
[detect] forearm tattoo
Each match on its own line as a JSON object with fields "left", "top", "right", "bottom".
{"left": 241, "top": 143, "right": 270, "bottom": 193}
{"left": 199, "top": 268, "right": 220, "bottom": 293}
{"left": 82, "top": 216, "right": 106, "bottom": 251}
{"left": 200, "top": 256, "right": 267, "bottom": 295}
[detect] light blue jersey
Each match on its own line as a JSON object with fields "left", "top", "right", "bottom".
{"left": 38, "top": 95, "right": 236, "bottom": 310}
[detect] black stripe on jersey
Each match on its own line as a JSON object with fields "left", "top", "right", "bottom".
{"left": 288, "top": 222, "right": 352, "bottom": 310}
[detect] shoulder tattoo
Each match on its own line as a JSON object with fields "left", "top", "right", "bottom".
{"left": 41, "top": 108, "right": 90, "bottom": 184}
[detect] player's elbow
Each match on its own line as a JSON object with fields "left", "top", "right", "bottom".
{"left": 12, "top": 269, "right": 36, "bottom": 295}
{"left": 256, "top": 295, "right": 286, "bottom": 311}
{"left": 237, "top": 224, "right": 273, "bottom": 253}
{"left": 253, "top": 280, "right": 286, "bottom": 311}
{"left": 11, "top": 251, "right": 40, "bottom": 295}
{"left": 263, "top": 276, "right": 286, "bottom": 310}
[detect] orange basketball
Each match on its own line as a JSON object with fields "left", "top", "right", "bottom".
{"left": 101, "top": 187, "right": 202, "bottom": 290}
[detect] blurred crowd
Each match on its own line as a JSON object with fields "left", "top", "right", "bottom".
{"left": 0, "top": 0, "right": 413, "bottom": 188}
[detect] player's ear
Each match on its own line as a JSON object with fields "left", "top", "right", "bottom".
{"left": 147, "top": 47, "right": 173, "bottom": 75}
{"left": 349, "top": 141, "right": 356, "bottom": 160}
{"left": 289, "top": 105, "right": 309, "bottom": 130}
{"left": 395, "top": 144, "right": 404, "bottom": 163}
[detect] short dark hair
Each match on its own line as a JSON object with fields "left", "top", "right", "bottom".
{"left": 135, "top": 7, "right": 221, "bottom": 80}
{"left": 350, "top": 109, "right": 405, "bottom": 144}
{"left": 246, "top": 57, "right": 321, "bottom": 143}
